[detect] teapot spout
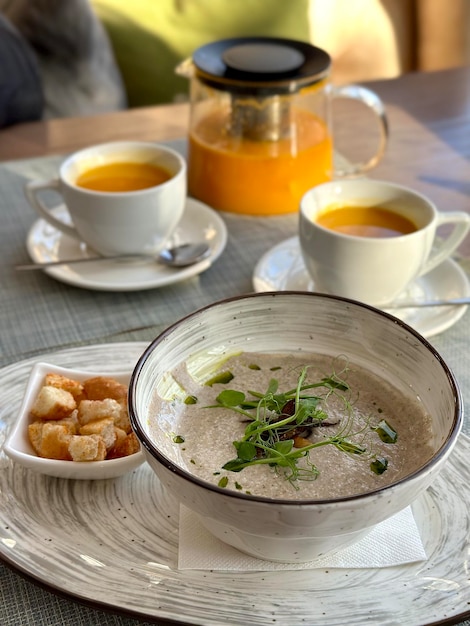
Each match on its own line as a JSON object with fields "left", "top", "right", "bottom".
{"left": 175, "top": 57, "right": 195, "bottom": 79}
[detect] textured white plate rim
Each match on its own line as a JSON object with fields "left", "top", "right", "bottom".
{"left": 25, "top": 198, "right": 228, "bottom": 292}
{"left": 253, "top": 236, "right": 469, "bottom": 338}
{"left": 0, "top": 342, "right": 470, "bottom": 626}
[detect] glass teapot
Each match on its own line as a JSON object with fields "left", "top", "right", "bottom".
{"left": 177, "top": 37, "right": 388, "bottom": 216}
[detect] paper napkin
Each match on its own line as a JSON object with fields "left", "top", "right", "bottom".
{"left": 178, "top": 504, "right": 427, "bottom": 570}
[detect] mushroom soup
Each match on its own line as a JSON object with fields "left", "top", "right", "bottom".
{"left": 148, "top": 352, "right": 434, "bottom": 500}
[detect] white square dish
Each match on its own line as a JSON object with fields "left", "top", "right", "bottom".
{"left": 4, "top": 361, "right": 145, "bottom": 479}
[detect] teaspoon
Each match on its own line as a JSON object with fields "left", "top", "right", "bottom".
{"left": 385, "top": 297, "right": 470, "bottom": 308}
{"left": 15, "top": 242, "right": 211, "bottom": 271}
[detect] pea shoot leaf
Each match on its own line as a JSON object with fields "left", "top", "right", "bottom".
{"left": 205, "top": 364, "right": 390, "bottom": 485}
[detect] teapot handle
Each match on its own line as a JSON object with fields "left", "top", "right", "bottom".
{"left": 331, "top": 84, "right": 389, "bottom": 177}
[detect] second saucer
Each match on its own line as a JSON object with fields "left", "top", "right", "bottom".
{"left": 253, "top": 236, "right": 469, "bottom": 338}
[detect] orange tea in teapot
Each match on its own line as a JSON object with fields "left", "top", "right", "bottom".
{"left": 188, "top": 107, "right": 332, "bottom": 216}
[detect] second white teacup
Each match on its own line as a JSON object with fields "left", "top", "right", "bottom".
{"left": 299, "top": 180, "right": 470, "bottom": 307}
{"left": 25, "top": 141, "right": 187, "bottom": 256}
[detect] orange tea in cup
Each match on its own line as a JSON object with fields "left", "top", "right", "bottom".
{"left": 316, "top": 205, "right": 417, "bottom": 238}
{"left": 76, "top": 162, "right": 172, "bottom": 192}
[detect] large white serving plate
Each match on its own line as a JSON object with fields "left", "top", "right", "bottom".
{"left": 1, "top": 343, "right": 470, "bottom": 626}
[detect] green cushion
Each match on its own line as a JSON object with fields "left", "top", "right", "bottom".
{"left": 91, "top": 0, "right": 310, "bottom": 107}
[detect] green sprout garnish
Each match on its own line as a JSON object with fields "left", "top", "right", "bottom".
{"left": 205, "top": 366, "right": 382, "bottom": 487}
{"left": 373, "top": 419, "right": 398, "bottom": 443}
{"left": 370, "top": 457, "right": 388, "bottom": 474}
{"left": 205, "top": 371, "right": 234, "bottom": 386}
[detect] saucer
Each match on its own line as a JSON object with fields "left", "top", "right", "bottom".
{"left": 26, "top": 198, "right": 228, "bottom": 291}
{"left": 253, "top": 236, "right": 469, "bottom": 337}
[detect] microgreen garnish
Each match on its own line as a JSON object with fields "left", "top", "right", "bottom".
{"left": 373, "top": 419, "right": 398, "bottom": 443}
{"left": 370, "top": 457, "right": 388, "bottom": 475}
{"left": 218, "top": 476, "right": 229, "bottom": 488}
{"left": 205, "top": 371, "right": 234, "bottom": 386}
{"left": 205, "top": 365, "right": 386, "bottom": 486}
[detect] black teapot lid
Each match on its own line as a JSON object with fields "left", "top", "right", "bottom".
{"left": 192, "top": 37, "right": 331, "bottom": 93}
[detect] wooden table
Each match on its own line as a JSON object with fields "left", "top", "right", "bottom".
{"left": 0, "top": 66, "right": 468, "bottom": 161}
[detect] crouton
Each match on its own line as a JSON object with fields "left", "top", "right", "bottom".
{"left": 79, "top": 418, "right": 116, "bottom": 450}
{"left": 31, "top": 421, "right": 73, "bottom": 460}
{"left": 69, "top": 434, "right": 107, "bottom": 462}
{"left": 44, "top": 373, "right": 85, "bottom": 401}
{"left": 77, "top": 397, "right": 122, "bottom": 426}
{"left": 54, "top": 409, "right": 80, "bottom": 435}
{"left": 27, "top": 373, "right": 136, "bottom": 463}
{"left": 107, "top": 427, "right": 127, "bottom": 458}
{"left": 30, "top": 386, "right": 76, "bottom": 420}
{"left": 28, "top": 421, "right": 44, "bottom": 456}
{"left": 111, "top": 427, "right": 128, "bottom": 450}
{"left": 114, "top": 406, "right": 131, "bottom": 434}
{"left": 28, "top": 417, "right": 77, "bottom": 458}
{"left": 83, "top": 377, "right": 127, "bottom": 405}
{"left": 107, "top": 432, "right": 140, "bottom": 459}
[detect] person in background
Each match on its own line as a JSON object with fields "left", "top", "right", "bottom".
{"left": 0, "top": 13, "right": 43, "bottom": 127}
{"left": 0, "top": 0, "right": 126, "bottom": 127}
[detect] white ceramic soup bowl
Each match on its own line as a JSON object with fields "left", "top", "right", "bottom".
{"left": 128, "top": 292, "right": 462, "bottom": 563}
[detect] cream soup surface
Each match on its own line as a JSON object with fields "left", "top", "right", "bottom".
{"left": 148, "top": 352, "right": 434, "bottom": 500}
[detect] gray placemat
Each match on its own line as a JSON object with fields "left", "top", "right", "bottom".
{"left": 1, "top": 141, "right": 299, "bottom": 368}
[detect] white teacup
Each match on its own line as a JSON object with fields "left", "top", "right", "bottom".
{"left": 25, "top": 141, "right": 187, "bottom": 256}
{"left": 299, "top": 180, "right": 470, "bottom": 307}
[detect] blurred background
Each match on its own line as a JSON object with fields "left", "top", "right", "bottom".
{"left": 1, "top": 0, "right": 469, "bottom": 127}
